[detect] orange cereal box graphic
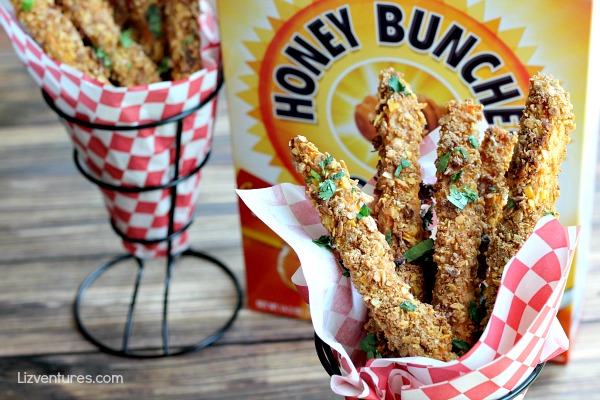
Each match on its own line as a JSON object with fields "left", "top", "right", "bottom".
{"left": 219, "top": 0, "right": 599, "bottom": 359}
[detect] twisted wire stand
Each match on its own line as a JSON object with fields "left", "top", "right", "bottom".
{"left": 314, "top": 333, "right": 545, "bottom": 399}
{"left": 42, "top": 72, "right": 243, "bottom": 358}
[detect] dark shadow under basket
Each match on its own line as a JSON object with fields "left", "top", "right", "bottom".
{"left": 314, "top": 333, "right": 545, "bottom": 399}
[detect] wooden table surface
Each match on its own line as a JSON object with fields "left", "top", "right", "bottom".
{"left": 1, "top": 28, "right": 599, "bottom": 400}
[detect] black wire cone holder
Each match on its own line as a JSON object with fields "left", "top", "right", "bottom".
{"left": 314, "top": 333, "right": 545, "bottom": 399}
{"left": 42, "top": 71, "right": 243, "bottom": 358}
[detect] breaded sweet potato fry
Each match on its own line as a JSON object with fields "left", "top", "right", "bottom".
{"left": 56, "top": 0, "right": 160, "bottom": 86}
{"left": 482, "top": 72, "right": 575, "bottom": 324}
{"left": 371, "top": 68, "right": 429, "bottom": 301}
{"left": 431, "top": 99, "right": 485, "bottom": 346}
{"left": 164, "top": 0, "right": 202, "bottom": 80}
{"left": 478, "top": 126, "right": 518, "bottom": 239}
{"left": 11, "top": 0, "right": 110, "bottom": 84}
{"left": 290, "top": 135, "right": 456, "bottom": 361}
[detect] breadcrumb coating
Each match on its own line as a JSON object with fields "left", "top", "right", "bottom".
{"left": 478, "top": 126, "right": 518, "bottom": 238}
{"left": 56, "top": 0, "right": 160, "bottom": 86}
{"left": 290, "top": 135, "right": 456, "bottom": 361}
{"left": 431, "top": 99, "right": 485, "bottom": 346}
{"left": 164, "top": 0, "right": 202, "bottom": 80}
{"left": 482, "top": 72, "right": 575, "bottom": 325}
{"left": 371, "top": 68, "right": 428, "bottom": 301}
{"left": 11, "top": 0, "right": 111, "bottom": 84}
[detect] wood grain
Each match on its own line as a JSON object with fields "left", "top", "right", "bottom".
{"left": 0, "top": 28, "right": 599, "bottom": 400}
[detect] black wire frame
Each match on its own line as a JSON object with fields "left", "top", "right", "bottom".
{"left": 314, "top": 333, "right": 546, "bottom": 399}
{"left": 42, "top": 69, "right": 244, "bottom": 357}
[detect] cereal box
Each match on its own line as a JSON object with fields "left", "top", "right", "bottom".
{"left": 218, "top": 0, "right": 598, "bottom": 360}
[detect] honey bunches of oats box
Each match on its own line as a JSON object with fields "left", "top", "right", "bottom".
{"left": 218, "top": 0, "right": 599, "bottom": 361}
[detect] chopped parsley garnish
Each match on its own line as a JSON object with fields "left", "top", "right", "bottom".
{"left": 544, "top": 211, "right": 556, "bottom": 217}
{"left": 468, "top": 135, "right": 480, "bottom": 149}
{"left": 452, "top": 338, "right": 472, "bottom": 355}
{"left": 146, "top": 4, "right": 163, "bottom": 38}
{"left": 312, "top": 235, "right": 333, "bottom": 250}
{"left": 318, "top": 179, "right": 337, "bottom": 200}
{"left": 447, "top": 185, "right": 478, "bottom": 211}
{"left": 454, "top": 147, "right": 468, "bottom": 159}
{"left": 404, "top": 238, "right": 434, "bottom": 263}
{"left": 450, "top": 170, "right": 463, "bottom": 181}
{"left": 182, "top": 34, "right": 195, "bottom": 48}
{"left": 469, "top": 298, "right": 486, "bottom": 324}
{"left": 506, "top": 197, "right": 516, "bottom": 210}
{"left": 21, "top": 0, "right": 34, "bottom": 11}
{"left": 319, "top": 155, "right": 334, "bottom": 172}
{"left": 330, "top": 170, "right": 346, "bottom": 180}
{"left": 385, "top": 230, "right": 392, "bottom": 244}
{"left": 356, "top": 204, "right": 371, "bottom": 220}
{"left": 93, "top": 47, "right": 111, "bottom": 69}
{"left": 400, "top": 301, "right": 417, "bottom": 312}
{"left": 360, "top": 333, "right": 382, "bottom": 360}
{"left": 157, "top": 57, "right": 171, "bottom": 74}
{"left": 421, "top": 205, "right": 434, "bottom": 232}
{"left": 119, "top": 28, "right": 134, "bottom": 48}
{"left": 388, "top": 75, "right": 411, "bottom": 95}
{"left": 488, "top": 185, "right": 497, "bottom": 192}
{"left": 394, "top": 158, "right": 411, "bottom": 178}
{"left": 437, "top": 152, "right": 451, "bottom": 173}
{"left": 308, "top": 170, "right": 321, "bottom": 183}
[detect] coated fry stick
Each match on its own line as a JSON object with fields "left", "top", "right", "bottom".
{"left": 290, "top": 135, "right": 456, "bottom": 361}
{"left": 478, "top": 126, "right": 518, "bottom": 239}
{"left": 431, "top": 99, "right": 485, "bottom": 346}
{"left": 56, "top": 0, "right": 160, "bottom": 86}
{"left": 371, "top": 68, "right": 429, "bottom": 301}
{"left": 164, "top": 0, "right": 202, "bottom": 80}
{"left": 482, "top": 72, "right": 575, "bottom": 324}
{"left": 10, "top": 0, "right": 111, "bottom": 84}
{"left": 109, "top": 0, "right": 166, "bottom": 64}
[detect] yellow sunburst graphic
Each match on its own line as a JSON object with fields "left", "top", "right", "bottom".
{"left": 236, "top": 0, "right": 542, "bottom": 184}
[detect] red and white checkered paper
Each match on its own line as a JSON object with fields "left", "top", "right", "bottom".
{"left": 237, "top": 128, "right": 579, "bottom": 400}
{"left": 0, "top": 0, "right": 221, "bottom": 258}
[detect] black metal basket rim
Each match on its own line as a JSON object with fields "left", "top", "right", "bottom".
{"left": 314, "top": 332, "right": 545, "bottom": 400}
{"left": 41, "top": 67, "right": 223, "bottom": 131}
{"left": 72, "top": 147, "right": 211, "bottom": 193}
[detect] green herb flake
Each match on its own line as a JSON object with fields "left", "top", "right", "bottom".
{"left": 309, "top": 170, "right": 321, "bottom": 182}
{"left": 94, "top": 47, "right": 111, "bottom": 69}
{"left": 319, "top": 155, "right": 334, "bottom": 173}
{"left": 146, "top": 4, "right": 163, "bottom": 38}
{"left": 318, "top": 179, "right": 337, "bottom": 200}
{"left": 21, "top": 0, "right": 34, "bottom": 11}
{"left": 488, "top": 185, "right": 497, "bottom": 192}
{"left": 404, "top": 238, "right": 434, "bottom": 263}
{"left": 450, "top": 170, "right": 463, "bottom": 181}
{"left": 157, "top": 57, "right": 171, "bottom": 74}
{"left": 120, "top": 28, "right": 134, "bottom": 48}
{"left": 468, "top": 135, "right": 480, "bottom": 149}
{"left": 400, "top": 301, "right": 417, "bottom": 312}
{"left": 447, "top": 185, "right": 478, "bottom": 211}
{"left": 182, "top": 34, "right": 195, "bottom": 48}
{"left": 330, "top": 170, "right": 346, "bottom": 181}
{"left": 420, "top": 205, "right": 434, "bottom": 232}
{"left": 454, "top": 147, "right": 468, "bottom": 159}
{"left": 506, "top": 197, "right": 516, "bottom": 210}
{"left": 437, "top": 152, "right": 451, "bottom": 173}
{"left": 394, "top": 158, "right": 411, "bottom": 178}
{"left": 452, "top": 338, "right": 472, "bottom": 355}
{"left": 544, "top": 211, "right": 556, "bottom": 217}
{"left": 312, "top": 235, "right": 332, "bottom": 249}
{"left": 356, "top": 204, "right": 371, "bottom": 220}
{"left": 385, "top": 230, "right": 392, "bottom": 244}
{"left": 360, "top": 333, "right": 382, "bottom": 360}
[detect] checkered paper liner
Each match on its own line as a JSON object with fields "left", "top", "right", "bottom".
{"left": 237, "top": 129, "right": 580, "bottom": 400}
{"left": 0, "top": 0, "right": 221, "bottom": 258}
